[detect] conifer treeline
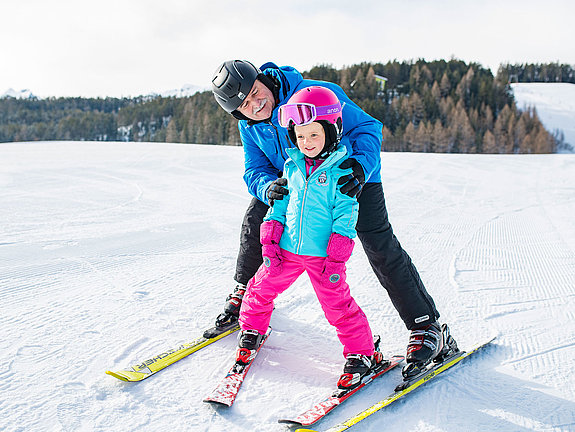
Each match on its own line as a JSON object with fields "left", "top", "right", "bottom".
{"left": 1, "top": 60, "right": 571, "bottom": 153}
{"left": 498, "top": 62, "right": 575, "bottom": 84}
{"left": 314, "top": 60, "right": 557, "bottom": 153}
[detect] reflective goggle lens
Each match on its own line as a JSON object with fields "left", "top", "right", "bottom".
{"left": 278, "top": 103, "right": 317, "bottom": 128}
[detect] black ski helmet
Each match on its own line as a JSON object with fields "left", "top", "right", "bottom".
{"left": 212, "top": 60, "right": 260, "bottom": 114}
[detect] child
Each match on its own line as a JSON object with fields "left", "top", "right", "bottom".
{"left": 236, "top": 86, "right": 383, "bottom": 390}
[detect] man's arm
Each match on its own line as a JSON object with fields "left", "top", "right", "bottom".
{"left": 322, "top": 82, "right": 383, "bottom": 182}
{"left": 240, "top": 124, "right": 280, "bottom": 204}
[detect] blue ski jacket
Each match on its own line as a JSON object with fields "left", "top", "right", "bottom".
{"left": 264, "top": 145, "right": 358, "bottom": 258}
{"left": 239, "top": 63, "right": 383, "bottom": 204}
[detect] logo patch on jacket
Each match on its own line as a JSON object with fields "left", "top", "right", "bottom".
{"left": 317, "top": 172, "right": 328, "bottom": 185}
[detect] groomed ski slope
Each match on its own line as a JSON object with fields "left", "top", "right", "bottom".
{"left": 1, "top": 141, "right": 574, "bottom": 432}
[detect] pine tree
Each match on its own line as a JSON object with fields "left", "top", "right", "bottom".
{"left": 432, "top": 119, "right": 449, "bottom": 153}
{"left": 493, "top": 104, "right": 512, "bottom": 153}
{"left": 340, "top": 68, "right": 351, "bottom": 92}
{"left": 404, "top": 122, "right": 417, "bottom": 152}
{"left": 413, "top": 121, "right": 432, "bottom": 152}
{"left": 165, "top": 118, "right": 179, "bottom": 143}
{"left": 409, "top": 93, "right": 425, "bottom": 126}
{"left": 431, "top": 81, "right": 441, "bottom": 103}
{"left": 440, "top": 72, "right": 451, "bottom": 97}
{"left": 448, "top": 101, "right": 475, "bottom": 153}
{"left": 482, "top": 129, "right": 497, "bottom": 153}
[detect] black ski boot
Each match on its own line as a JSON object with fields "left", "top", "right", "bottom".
{"left": 402, "top": 322, "right": 458, "bottom": 379}
{"left": 337, "top": 354, "right": 375, "bottom": 391}
{"left": 234, "top": 329, "right": 264, "bottom": 373}
{"left": 337, "top": 335, "right": 384, "bottom": 391}
{"left": 223, "top": 283, "right": 247, "bottom": 318}
{"left": 203, "top": 284, "right": 246, "bottom": 338}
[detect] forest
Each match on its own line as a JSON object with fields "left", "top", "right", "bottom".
{"left": 1, "top": 61, "right": 571, "bottom": 154}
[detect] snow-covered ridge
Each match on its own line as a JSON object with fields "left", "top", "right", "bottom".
{"left": 1, "top": 84, "right": 210, "bottom": 100}
{"left": 511, "top": 82, "right": 575, "bottom": 152}
{"left": 1, "top": 88, "right": 36, "bottom": 99}
{"left": 154, "top": 83, "right": 210, "bottom": 98}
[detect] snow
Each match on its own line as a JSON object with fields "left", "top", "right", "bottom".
{"left": 1, "top": 141, "right": 575, "bottom": 432}
{"left": 1, "top": 88, "right": 36, "bottom": 99}
{"left": 1, "top": 84, "right": 209, "bottom": 100}
{"left": 511, "top": 83, "right": 575, "bottom": 152}
{"left": 156, "top": 84, "right": 210, "bottom": 98}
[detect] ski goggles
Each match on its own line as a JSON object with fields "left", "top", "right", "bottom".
{"left": 278, "top": 102, "right": 342, "bottom": 128}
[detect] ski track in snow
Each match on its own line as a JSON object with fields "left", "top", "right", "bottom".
{"left": 1, "top": 142, "right": 575, "bottom": 432}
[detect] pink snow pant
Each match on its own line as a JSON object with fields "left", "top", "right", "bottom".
{"left": 239, "top": 249, "right": 374, "bottom": 358}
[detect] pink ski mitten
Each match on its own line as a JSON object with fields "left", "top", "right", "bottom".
{"left": 260, "top": 220, "right": 284, "bottom": 276}
{"left": 321, "top": 233, "right": 354, "bottom": 288}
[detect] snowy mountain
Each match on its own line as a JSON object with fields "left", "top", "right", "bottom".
{"left": 153, "top": 84, "right": 210, "bottom": 98}
{"left": 1, "top": 84, "right": 209, "bottom": 100}
{"left": 511, "top": 82, "right": 575, "bottom": 153}
{"left": 1, "top": 141, "right": 574, "bottom": 432}
{"left": 1, "top": 88, "right": 36, "bottom": 99}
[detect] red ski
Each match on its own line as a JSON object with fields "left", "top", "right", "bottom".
{"left": 203, "top": 327, "right": 272, "bottom": 407}
{"left": 278, "top": 354, "right": 404, "bottom": 426}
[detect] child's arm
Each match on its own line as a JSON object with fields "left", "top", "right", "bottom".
{"left": 320, "top": 174, "right": 359, "bottom": 287}
{"left": 331, "top": 176, "right": 359, "bottom": 239}
{"left": 260, "top": 172, "right": 290, "bottom": 276}
{"left": 260, "top": 219, "right": 284, "bottom": 275}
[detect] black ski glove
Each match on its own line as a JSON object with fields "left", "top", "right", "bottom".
{"left": 337, "top": 158, "right": 365, "bottom": 198}
{"left": 267, "top": 178, "right": 288, "bottom": 206}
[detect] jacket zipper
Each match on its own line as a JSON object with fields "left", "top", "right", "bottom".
{"left": 296, "top": 178, "right": 309, "bottom": 255}
{"left": 291, "top": 150, "right": 343, "bottom": 254}
{"left": 295, "top": 161, "right": 322, "bottom": 254}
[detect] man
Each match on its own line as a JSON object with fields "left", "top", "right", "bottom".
{"left": 208, "top": 59, "right": 454, "bottom": 374}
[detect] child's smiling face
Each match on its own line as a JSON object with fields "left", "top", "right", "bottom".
{"left": 294, "top": 122, "right": 326, "bottom": 158}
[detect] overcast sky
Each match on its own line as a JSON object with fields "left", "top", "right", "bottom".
{"left": 1, "top": 0, "right": 574, "bottom": 98}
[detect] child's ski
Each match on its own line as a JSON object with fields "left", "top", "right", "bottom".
{"left": 278, "top": 355, "right": 403, "bottom": 427}
{"left": 203, "top": 327, "right": 272, "bottom": 407}
{"left": 106, "top": 321, "right": 240, "bottom": 382}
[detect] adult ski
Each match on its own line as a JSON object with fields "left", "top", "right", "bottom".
{"left": 106, "top": 321, "right": 240, "bottom": 382}
{"left": 296, "top": 336, "right": 495, "bottom": 432}
{"left": 278, "top": 355, "right": 404, "bottom": 427}
{"left": 203, "top": 327, "right": 272, "bottom": 407}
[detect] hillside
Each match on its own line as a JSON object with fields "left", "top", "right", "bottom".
{"left": 511, "top": 82, "right": 575, "bottom": 152}
{"left": 1, "top": 60, "right": 568, "bottom": 153}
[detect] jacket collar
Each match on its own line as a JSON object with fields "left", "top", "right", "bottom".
{"left": 286, "top": 145, "right": 348, "bottom": 176}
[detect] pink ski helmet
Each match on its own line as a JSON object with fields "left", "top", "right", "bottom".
{"left": 278, "top": 86, "right": 343, "bottom": 157}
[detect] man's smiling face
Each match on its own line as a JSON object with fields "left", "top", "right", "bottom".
{"left": 236, "top": 79, "right": 275, "bottom": 121}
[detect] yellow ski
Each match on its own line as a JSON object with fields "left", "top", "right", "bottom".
{"left": 106, "top": 323, "right": 240, "bottom": 382}
{"left": 297, "top": 337, "right": 495, "bottom": 432}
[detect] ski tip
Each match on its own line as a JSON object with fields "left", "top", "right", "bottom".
{"left": 106, "top": 369, "right": 147, "bottom": 382}
{"left": 203, "top": 398, "right": 233, "bottom": 408}
{"left": 105, "top": 370, "right": 130, "bottom": 382}
{"left": 278, "top": 419, "right": 302, "bottom": 426}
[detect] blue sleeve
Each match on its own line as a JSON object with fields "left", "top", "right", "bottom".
{"left": 323, "top": 82, "right": 383, "bottom": 181}
{"left": 240, "top": 122, "right": 277, "bottom": 204}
